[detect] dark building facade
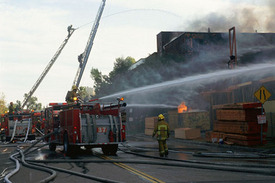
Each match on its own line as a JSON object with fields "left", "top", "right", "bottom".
{"left": 157, "top": 31, "right": 275, "bottom": 58}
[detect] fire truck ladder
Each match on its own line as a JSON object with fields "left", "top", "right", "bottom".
{"left": 22, "top": 27, "right": 75, "bottom": 109}
{"left": 72, "top": 0, "right": 106, "bottom": 88}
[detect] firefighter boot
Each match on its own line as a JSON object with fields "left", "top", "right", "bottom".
{"left": 165, "top": 150, "right": 168, "bottom": 157}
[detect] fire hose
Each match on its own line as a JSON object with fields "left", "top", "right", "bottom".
{"left": 23, "top": 118, "right": 31, "bottom": 142}
{"left": 9, "top": 120, "right": 18, "bottom": 142}
{"left": 4, "top": 131, "right": 57, "bottom": 183}
{"left": 27, "top": 156, "right": 275, "bottom": 176}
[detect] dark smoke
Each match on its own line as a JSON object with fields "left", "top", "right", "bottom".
{"left": 185, "top": 1, "right": 275, "bottom": 33}
{"left": 266, "top": 0, "right": 275, "bottom": 31}
{"left": 97, "top": 1, "right": 275, "bottom": 110}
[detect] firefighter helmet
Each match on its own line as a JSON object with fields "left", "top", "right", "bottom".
{"left": 158, "top": 114, "right": 165, "bottom": 121}
{"left": 72, "top": 85, "right": 77, "bottom": 90}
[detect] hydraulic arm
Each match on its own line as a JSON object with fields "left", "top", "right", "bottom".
{"left": 22, "top": 26, "right": 75, "bottom": 108}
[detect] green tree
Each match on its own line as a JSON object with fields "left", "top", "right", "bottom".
{"left": 109, "top": 56, "right": 135, "bottom": 81}
{"left": 90, "top": 56, "right": 135, "bottom": 96}
{"left": 90, "top": 68, "right": 110, "bottom": 96}
{"left": 0, "top": 93, "right": 8, "bottom": 114}
{"left": 23, "top": 93, "right": 42, "bottom": 111}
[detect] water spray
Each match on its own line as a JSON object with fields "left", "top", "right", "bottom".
{"left": 126, "top": 104, "right": 177, "bottom": 109}
{"left": 99, "top": 63, "right": 275, "bottom": 100}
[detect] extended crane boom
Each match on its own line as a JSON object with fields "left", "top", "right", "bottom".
{"left": 22, "top": 26, "right": 75, "bottom": 108}
{"left": 72, "top": 0, "right": 106, "bottom": 88}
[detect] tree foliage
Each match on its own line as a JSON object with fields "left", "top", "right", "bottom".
{"left": 0, "top": 93, "right": 7, "bottom": 114}
{"left": 90, "top": 57, "right": 135, "bottom": 97}
{"left": 109, "top": 56, "right": 135, "bottom": 81}
{"left": 23, "top": 93, "right": 42, "bottom": 110}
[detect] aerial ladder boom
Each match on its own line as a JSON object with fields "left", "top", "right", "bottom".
{"left": 72, "top": 0, "right": 106, "bottom": 88}
{"left": 22, "top": 26, "right": 75, "bottom": 108}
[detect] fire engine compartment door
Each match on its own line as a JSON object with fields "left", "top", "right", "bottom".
{"left": 81, "top": 114, "right": 113, "bottom": 144}
{"left": 8, "top": 118, "right": 31, "bottom": 136}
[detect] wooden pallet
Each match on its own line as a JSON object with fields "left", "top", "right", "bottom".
{"left": 225, "top": 138, "right": 267, "bottom": 146}
{"left": 209, "top": 131, "right": 267, "bottom": 146}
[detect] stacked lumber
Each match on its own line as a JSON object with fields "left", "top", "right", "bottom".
{"left": 211, "top": 102, "right": 268, "bottom": 146}
{"left": 168, "top": 110, "right": 178, "bottom": 131}
{"left": 175, "top": 128, "right": 201, "bottom": 140}
{"left": 168, "top": 110, "right": 211, "bottom": 131}
{"left": 144, "top": 117, "right": 158, "bottom": 136}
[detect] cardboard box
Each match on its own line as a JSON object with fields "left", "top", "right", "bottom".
{"left": 145, "top": 117, "right": 158, "bottom": 129}
{"left": 174, "top": 128, "right": 201, "bottom": 139}
{"left": 145, "top": 128, "right": 154, "bottom": 136}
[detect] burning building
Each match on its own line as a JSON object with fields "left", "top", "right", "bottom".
{"left": 156, "top": 30, "right": 275, "bottom": 140}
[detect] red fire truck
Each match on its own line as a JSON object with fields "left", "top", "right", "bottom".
{"left": 31, "top": 111, "right": 45, "bottom": 135}
{"left": 45, "top": 98, "right": 127, "bottom": 155}
{"left": 0, "top": 112, "right": 35, "bottom": 142}
{"left": 0, "top": 114, "right": 6, "bottom": 141}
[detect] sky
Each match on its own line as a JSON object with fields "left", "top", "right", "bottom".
{"left": 0, "top": 0, "right": 273, "bottom": 107}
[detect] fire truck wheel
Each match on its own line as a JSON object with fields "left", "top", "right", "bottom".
{"left": 1, "top": 135, "right": 5, "bottom": 142}
{"left": 49, "top": 143, "right": 56, "bottom": 151}
{"left": 102, "top": 144, "right": 118, "bottom": 155}
{"left": 6, "top": 136, "right": 11, "bottom": 142}
{"left": 27, "top": 134, "right": 35, "bottom": 141}
{"left": 63, "top": 132, "right": 70, "bottom": 155}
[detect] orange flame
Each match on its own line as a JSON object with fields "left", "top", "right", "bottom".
{"left": 178, "top": 102, "right": 188, "bottom": 113}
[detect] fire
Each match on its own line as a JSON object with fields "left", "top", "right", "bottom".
{"left": 178, "top": 102, "right": 188, "bottom": 113}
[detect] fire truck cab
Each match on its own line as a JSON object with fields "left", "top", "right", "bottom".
{"left": 45, "top": 99, "right": 127, "bottom": 155}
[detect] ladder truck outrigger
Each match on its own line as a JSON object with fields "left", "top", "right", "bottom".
{"left": 45, "top": 0, "right": 127, "bottom": 155}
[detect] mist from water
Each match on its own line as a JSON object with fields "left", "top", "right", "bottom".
{"left": 126, "top": 104, "right": 177, "bottom": 109}
{"left": 99, "top": 63, "right": 275, "bottom": 101}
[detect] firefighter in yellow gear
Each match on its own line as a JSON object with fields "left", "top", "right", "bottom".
{"left": 65, "top": 85, "right": 78, "bottom": 104}
{"left": 152, "top": 114, "right": 170, "bottom": 157}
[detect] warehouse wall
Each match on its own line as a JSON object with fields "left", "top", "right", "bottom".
{"left": 264, "top": 100, "right": 275, "bottom": 138}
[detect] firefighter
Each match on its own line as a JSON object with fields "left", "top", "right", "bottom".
{"left": 152, "top": 114, "right": 170, "bottom": 157}
{"left": 8, "top": 102, "right": 14, "bottom": 115}
{"left": 36, "top": 119, "right": 42, "bottom": 132}
{"left": 65, "top": 85, "right": 78, "bottom": 104}
{"left": 8, "top": 102, "right": 14, "bottom": 120}
{"left": 67, "top": 25, "right": 74, "bottom": 35}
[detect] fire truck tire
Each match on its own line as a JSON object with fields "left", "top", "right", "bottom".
{"left": 63, "top": 132, "right": 70, "bottom": 155}
{"left": 27, "top": 134, "right": 35, "bottom": 140}
{"left": 6, "top": 136, "right": 11, "bottom": 142}
{"left": 0, "top": 135, "right": 5, "bottom": 142}
{"left": 49, "top": 143, "right": 56, "bottom": 151}
{"left": 102, "top": 144, "right": 118, "bottom": 155}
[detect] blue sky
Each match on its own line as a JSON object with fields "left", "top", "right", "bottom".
{"left": 0, "top": 0, "right": 273, "bottom": 107}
